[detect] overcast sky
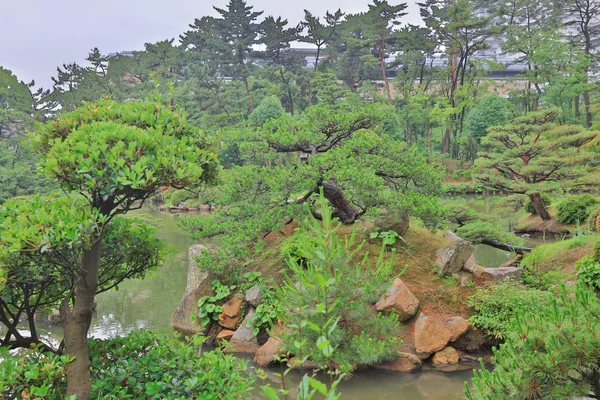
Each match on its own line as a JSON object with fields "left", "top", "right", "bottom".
{"left": 1, "top": 0, "right": 423, "bottom": 89}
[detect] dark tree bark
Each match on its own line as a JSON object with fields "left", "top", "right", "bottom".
{"left": 481, "top": 239, "right": 532, "bottom": 255}
{"left": 64, "top": 236, "right": 102, "bottom": 399}
{"left": 529, "top": 192, "right": 552, "bottom": 221}
{"left": 322, "top": 181, "right": 360, "bottom": 225}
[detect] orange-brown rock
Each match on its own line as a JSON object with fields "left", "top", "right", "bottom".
{"left": 215, "top": 329, "right": 235, "bottom": 343}
{"left": 414, "top": 313, "right": 469, "bottom": 359}
{"left": 218, "top": 293, "right": 244, "bottom": 329}
{"left": 375, "top": 278, "right": 419, "bottom": 322}
{"left": 432, "top": 347, "right": 459, "bottom": 367}
{"left": 254, "top": 337, "right": 284, "bottom": 367}
{"left": 371, "top": 352, "right": 422, "bottom": 372}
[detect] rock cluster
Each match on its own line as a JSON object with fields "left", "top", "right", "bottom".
{"left": 414, "top": 313, "right": 470, "bottom": 359}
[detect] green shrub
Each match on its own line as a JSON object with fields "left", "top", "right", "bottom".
{"left": 594, "top": 240, "right": 600, "bottom": 263}
{"left": 575, "top": 255, "right": 600, "bottom": 289}
{"left": 280, "top": 229, "right": 319, "bottom": 265}
{"left": 456, "top": 220, "right": 523, "bottom": 246}
{"left": 588, "top": 207, "right": 600, "bottom": 232}
{"left": 444, "top": 204, "right": 479, "bottom": 227}
{"left": 556, "top": 194, "right": 599, "bottom": 225}
{"left": 0, "top": 330, "right": 254, "bottom": 399}
{"left": 524, "top": 193, "right": 552, "bottom": 215}
{"left": 466, "top": 282, "right": 551, "bottom": 339}
{"left": 278, "top": 195, "right": 400, "bottom": 371}
{"left": 162, "top": 188, "right": 196, "bottom": 207}
{"left": 466, "top": 283, "right": 600, "bottom": 399}
{"left": 248, "top": 95, "right": 285, "bottom": 127}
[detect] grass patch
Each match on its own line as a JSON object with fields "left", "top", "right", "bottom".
{"left": 521, "top": 235, "right": 597, "bottom": 280}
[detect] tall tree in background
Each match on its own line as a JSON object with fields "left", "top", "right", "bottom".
{"left": 298, "top": 9, "right": 344, "bottom": 105}
{"left": 489, "top": 0, "right": 562, "bottom": 112}
{"left": 213, "top": 0, "right": 263, "bottom": 113}
{"left": 365, "top": 0, "right": 408, "bottom": 102}
{"left": 260, "top": 15, "right": 304, "bottom": 114}
{"left": 419, "top": 0, "right": 495, "bottom": 156}
{"left": 563, "top": 0, "right": 600, "bottom": 127}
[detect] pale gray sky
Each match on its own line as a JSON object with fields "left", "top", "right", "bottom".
{"left": 1, "top": 0, "right": 422, "bottom": 89}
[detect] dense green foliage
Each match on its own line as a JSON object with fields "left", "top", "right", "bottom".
{"left": 466, "top": 282, "right": 550, "bottom": 339}
{"left": 466, "top": 284, "right": 600, "bottom": 399}
{"left": 180, "top": 101, "right": 442, "bottom": 283}
{"left": 277, "top": 196, "right": 400, "bottom": 370}
{"left": 24, "top": 96, "right": 220, "bottom": 397}
{"left": 465, "top": 95, "right": 511, "bottom": 142}
{"left": 0, "top": 330, "right": 254, "bottom": 399}
{"left": 575, "top": 255, "right": 600, "bottom": 290}
{"left": 556, "top": 194, "right": 599, "bottom": 224}
{"left": 0, "top": 195, "right": 166, "bottom": 352}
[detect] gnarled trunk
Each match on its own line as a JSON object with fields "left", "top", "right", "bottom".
{"left": 322, "top": 181, "right": 359, "bottom": 225}
{"left": 529, "top": 192, "right": 551, "bottom": 221}
{"left": 64, "top": 237, "right": 102, "bottom": 399}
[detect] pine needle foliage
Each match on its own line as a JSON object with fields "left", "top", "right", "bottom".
{"left": 467, "top": 282, "right": 600, "bottom": 399}
{"left": 277, "top": 193, "right": 400, "bottom": 371}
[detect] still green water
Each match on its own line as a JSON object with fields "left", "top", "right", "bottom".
{"left": 36, "top": 202, "right": 522, "bottom": 398}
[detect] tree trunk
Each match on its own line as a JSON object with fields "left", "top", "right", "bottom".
{"left": 64, "top": 237, "right": 102, "bottom": 399}
{"left": 481, "top": 239, "right": 532, "bottom": 255}
{"left": 529, "top": 192, "right": 551, "bottom": 221}
{"left": 583, "top": 89, "right": 592, "bottom": 128}
{"left": 575, "top": 94, "right": 581, "bottom": 118}
{"left": 242, "top": 73, "right": 253, "bottom": 114}
{"left": 442, "top": 129, "right": 451, "bottom": 153}
{"left": 322, "top": 181, "right": 359, "bottom": 225}
{"left": 380, "top": 33, "right": 392, "bottom": 103}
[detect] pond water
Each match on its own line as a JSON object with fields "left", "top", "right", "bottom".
{"left": 26, "top": 198, "right": 536, "bottom": 398}
{"left": 444, "top": 195, "right": 559, "bottom": 268}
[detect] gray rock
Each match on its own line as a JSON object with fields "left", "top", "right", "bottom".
{"left": 436, "top": 231, "right": 474, "bottom": 276}
{"left": 462, "top": 255, "right": 483, "bottom": 278}
{"left": 482, "top": 267, "right": 523, "bottom": 283}
{"left": 171, "top": 244, "right": 218, "bottom": 336}
{"left": 374, "top": 209, "right": 410, "bottom": 236}
{"left": 245, "top": 285, "right": 263, "bottom": 307}
{"left": 229, "top": 308, "right": 260, "bottom": 353}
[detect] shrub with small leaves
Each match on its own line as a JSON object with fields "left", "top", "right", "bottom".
{"left": 575, "top": 255, "right": 600, "bottom": 289}
{"left": 197, "top": 280, "right": 235, "bottom": 328}
{"left": 466, "top": 282, "right": 550, "bottom": 339}
{"left": 0, "top": 330, "right": 254, "bottom": 399}
{"left": 556, "top": 194, "right": 598, "bottom": 225}
{"left": 588, "top": 207, "right": 600, "bottom": 232}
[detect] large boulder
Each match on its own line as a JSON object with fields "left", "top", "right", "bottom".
{"left": 432, "top": 347, "right": 459, "bottom": 367}
{"left": 414, "top": 313, "right": 469, "bottom": 359}
{"left": 375, "top": 278, "right": 419, "bottom": 322}
{"left": 228, "top": 308, "right": 260, "bottom": 353}
{"left": 374, "top": 209, "right": 410, "bottom": 236}
{"left": 371, "top": 352, "right": 422, "bottom": 372}
{"left": 436, "top": 231, "right": 474, "bottom": 276}
{"left": 482, "top": 267, "right": 524, "bottom": 283}
{"left": 254, "top": 337, "right": 284, "bottom": 367}
{"left": 171, "top": 244, "right": 218, "bottom": 335}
